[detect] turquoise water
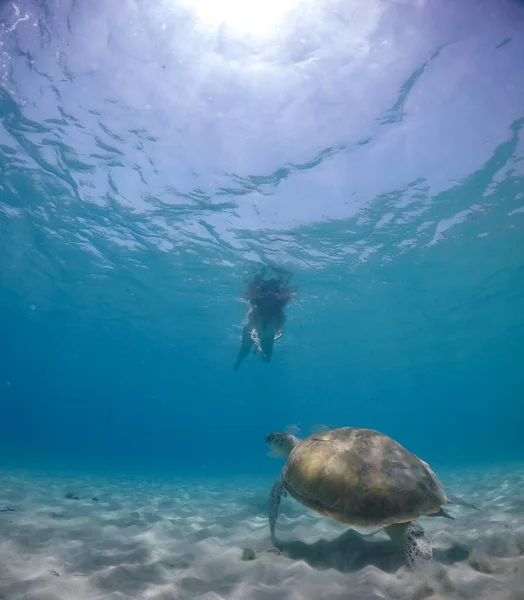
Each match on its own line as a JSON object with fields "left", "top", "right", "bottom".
{"left": 1, "top": 0, "right": 523, "bottom": 484}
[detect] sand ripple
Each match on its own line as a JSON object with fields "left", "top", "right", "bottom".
{"left": 0, "top": 467, "right": 523, "bottom": 599}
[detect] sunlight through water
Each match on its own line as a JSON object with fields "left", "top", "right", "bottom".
{"left": 0, "top": 0, "right": 524, "bottom": 598}
{"left": 180, "top": 0, "right": 310, "bottom": 37}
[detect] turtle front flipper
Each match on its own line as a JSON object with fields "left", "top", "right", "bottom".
{"left": 269, "top": 474, "right": 285, "bottom": 544}
{"left": 385, "top": 521, "right": 433, "bottom": 569}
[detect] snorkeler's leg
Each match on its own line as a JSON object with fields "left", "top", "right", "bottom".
{"left": 234, "top": 324, "right": 254, "bottom": 370}
{"left": 274, "top": 312, "right": 286, "bottom": 340}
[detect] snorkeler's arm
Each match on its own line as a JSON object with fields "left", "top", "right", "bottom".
{"left": 243, "top": 272, "right": 264, "bottom": 301}
{"left": 272, "top": 265, "right": 292, "bottom": 286}
{"left": 277, "top": 287, "right": 297, "bottom": 308}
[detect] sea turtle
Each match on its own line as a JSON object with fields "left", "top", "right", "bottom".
{"left": 266, "top": 427, "right": 453, "bottom": 568}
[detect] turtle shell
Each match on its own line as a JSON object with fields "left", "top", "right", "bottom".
{"left": 282, "top": 427, "right": 447, "bottom": 527}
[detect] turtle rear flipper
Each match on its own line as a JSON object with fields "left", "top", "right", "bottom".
{"left": 446, "top": 493, "right": 480, "bottom": 511}
{"left": 385, "top": 521, "right": 433, "bottom": 569}
{"left": 403, "top": 521, "right": 433, "bottom": 568}
{"left": 431, "top": 506, "right": 454, "bottom": 520}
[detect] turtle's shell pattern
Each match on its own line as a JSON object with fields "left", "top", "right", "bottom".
{"left": 282, "top": 427, "right": 447, "bottom": 527}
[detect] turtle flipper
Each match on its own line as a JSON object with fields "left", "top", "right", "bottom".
{"left": 446, "top": 493, "right": 480, "bottom": 511}
{"left": 269, "top": 474, "right": 284, "bottom": 544}
{"left": 403, "top": 521, "right": 433, "bottom": 568}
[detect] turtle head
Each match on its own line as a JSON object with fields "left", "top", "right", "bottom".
{"left": 265, "top": 432, "right": 300, "bottom": 458}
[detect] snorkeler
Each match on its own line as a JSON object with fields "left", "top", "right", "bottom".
{"left": 233, "top": 266, "right": 296, "bottom": 370}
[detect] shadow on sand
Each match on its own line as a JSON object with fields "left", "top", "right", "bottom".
{"left": 272, "top": 528, "right": 470, "bottom": 573}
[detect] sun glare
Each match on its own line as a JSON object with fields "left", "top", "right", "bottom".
{"left": 183, "top": 0, "right": 306, "bottom": 37}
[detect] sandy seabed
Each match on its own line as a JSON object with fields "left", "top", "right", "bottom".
{"left": 0, "top": 466, "right": 523, "bottom": 600}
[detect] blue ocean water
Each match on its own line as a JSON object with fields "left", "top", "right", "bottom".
{"left": 0, "top": 0, "right": 523, "bottom": 486}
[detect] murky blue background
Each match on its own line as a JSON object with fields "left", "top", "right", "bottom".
{"left": 1, "top": 0, "right": 523, "bottom": 477}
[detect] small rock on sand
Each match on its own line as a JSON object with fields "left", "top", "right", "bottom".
{"left": 241, "top": 548, "right": 256, "bottom": 561}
